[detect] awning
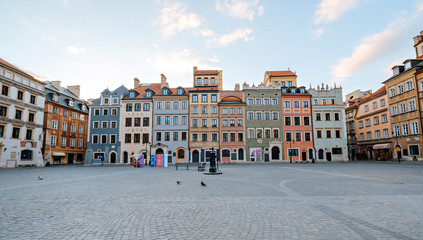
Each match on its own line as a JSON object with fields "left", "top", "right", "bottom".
{"left": 52, "top": 152, "right": 66, "bottom": 157}
{"left": 373, "top": 144, "right": 391, "bottom": 149}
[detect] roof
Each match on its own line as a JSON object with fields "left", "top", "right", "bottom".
{"left": 221, "top": 96, "right": 242, "bottom": 103}
{"left": 359, "top": 86, "right": 386, "bottom": 104}
{"left": 45, "top": 81, "right": 89, "bottom": 113}
{"left": 0, "top": 57, "right": 29, "bottom": 75}
{"left": 345, "top": 93, "right": 372, "bottom": 110}
{"left": 265, "top": 70, "right": 296, "bottom": 77}
{"left": 194, "top": 70, "right": 219, "bottom": 75}
{"left": 418, "top": 55, "right": 423, "bottom": 59}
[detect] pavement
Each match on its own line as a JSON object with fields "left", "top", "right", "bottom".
{"left": 1, "top": 161, "right": 423, "bottom": 239}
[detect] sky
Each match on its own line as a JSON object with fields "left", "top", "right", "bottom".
{"left": 1, "top": 0, "right": 423, "bottom": 100}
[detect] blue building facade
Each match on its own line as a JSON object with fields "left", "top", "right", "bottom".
{"left": 85, "top": 86, "right": 129, "bottom": 164}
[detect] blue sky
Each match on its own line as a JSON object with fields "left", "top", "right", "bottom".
{"left": 1, "top": 0, "right": 422, "bottom": 100}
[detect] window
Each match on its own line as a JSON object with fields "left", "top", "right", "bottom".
{"left": 399, "top": 103, "right": 406, "bottom": 114}
{"left": 264, "top": 99, "right": 269, "bottom": 105}
{"left": 165, "top": 132, "right": 170, "bottom": 141}
{"left": 182, "top": 101, "right": 187, "bottom": 109}
{"left": 71, "top": 125, "right": 76, "bottom": 132}
{"left": 288, "top": 81, "right": 292, "bottom": 87}
{"left": 51, "top": 136, "right": 57, "bottom": 146}
{"left": 173, "top": 132, "right": 178, "bottom": 141}
{"left": 52, "top": 120, "right": 58, "bottom": 130}
{"left": 125, "top": 118, "right": 132, "bottom": 127}
{"left": 373, "top": 102, "right": 377, "bottom": 109}
{"left": 389, "top": 88, "right": 396, "bottom": 97}
{"left": 211, "top": 77, "right": 215, "bottom": 85}
{"left": 222, "top": 119, "right": 228, "bottom": 127}
{"left": 284, "top": 101, "right": 290, "bottom": 108}
{"left": 305, "top": 132, "right": 311, "bottom": 141}
{"left": 182, "top": 116, "right": 187, "bottom": 125}
{"left": 173, "top": 116, "right": 178, "bottom": 125}
{"left": 256, "top": 99, "right": 262, "bottom": 106}
{"left": 256, "top": 112, "right": 262, "bottom": 120}
{"left": 156, "top": 116, "right": 162, "bottom": 125}
{"left": 238, "top": 132, "right": 244, "bottom": 142}
{"left": 273, "top": 129, "right": 279, "bottom": 139}
{"left": 230, "top": 119, "right": 235, "bottom": 126}
{"left": 360, "top": 133, "right": 364, "bottom": 141}
{"left": 402, "top": 123, "right": 409, "bottom": 135}
{"left": 134, "top": 103, "right": 141, "bottom": 111}
{"left": 211, "top": 106, "right": 217, "bottom": 114}
{"left": 126, "top": 103, "right": 132, "bottom": 111}
{"left": 391, "top": 106, "right": 398, "bottom": 116}
{"left": 211, "top": 94, "right": 217, "bottom": 103}
{"left": 373, "top": 116, "right": 379, "bottom": 125}
{"left": 70, "top": 138, "right": 75, "bottom": 147}
{"left": 313, "top": 99, "right": 318, "bottom": 105}
{"left": 146, "top": 91, "right": 152, "bottom": 97}
{"left": 272, "top": 99, "right": 278, "bottom": 105}
{"left": 192, "top": 119, "right": 198, "bottom": 127}
{"left": 222, "top": 133, "right": 228, "bottom": 142}
{"left": 102, "top": 121, "right": 108, "bottom": 128}
{"left": 408, "top": 100, "right": 416, "bottom": 111}
{"left": 222, "top": 149, "right": 230, "bottom": 157}
{"left": 333, "top": 112, "right": 339, "bottom": 121}
{"left": 247, "top": 112, "right": 253, "bottom": 121}
{"left": 247, "top": 98, "right": 253, "bottom": 105}
{"left": 248, "top": 129, "right": 254, "bottom": 138}
{"left": 230, "top": 133, "right": 236, "bottom": 142}
{"left": 410, "top": 145, "right": 420, "bottom": 155}
{"left": 397, "top": 85, "right": 404, "bottom": 94}
{"left": 332, "top": 148, "right": 342, "bottom": 155}
{"left": 30, "top": 95, "right": 36, "bottom": 104}
{"left": 365, "top": 119, "right": 371, "bottom": 127}
{"left": 359, "top": 121, "right": 363, "bottom": 128}
{"left": 143, "top": 117, "right": 150, "bottom": 126}
{"left": 237, "top": 108, "right": 242, "bottom": 114}
{"left": 1, "top": 84, "right": 10, "bottom": 96}
{"left": 196, "top": 77, "right": 201, "bottom": 85}
{"left": 125, "top": 134, "right": 131, "bottom": 143}
{"left": 129, "top": 92, "right": 135, "bottom": 98}
{"left": 79, "top": 126, "right": 84, "bottom": 134}
{"left": 162, "top": 89, "right": 168, "bottom": 95}
{"left": 202, "top": 133, "right": 207, "bottom": 142}
{"left": 222, "top": 108, "right": 228, "bottom": 115}
{"left": 17, "top": 90, "right": 24, "bottom": 100}
{"left": 333, "top": 129, "right": 340, "bottom": 138}
{"left": 382, "top": 114, "right": 387, "bottom": 123}
{"left": 62, "top": 122, "right": 68, "bottom": 131}
{"left": 273, "top": 112, "right": 278, "bottom": 120}
{"left": 177, "top": 88, "right": 183, "bottom": 95}
{"left": 173, "top": 101, "right": 179, "bottom": 109}
{"left": 134, "top": 134, "right": 140, "bottom": 143}
{"left": 375, "top": 130, "right": 380, "bottom": 139}
{"left": 295, "top": 132, "right": 301, "bottom": 141}
{"left": 25, "top": 129, "right": 33, "bottom": 140}
{"left": 192, "top": 106, "right": 198, "bottom": 114}
{"left": 143, "top": 103, "right": 150, "bottom": 111}
{"left": 406, "top": 80, "right": 413, "bottom": 91}
{"left": 93, "top": 121, "right": 99, "bottom": 129}
{"left": 326, "top": 130, "right": 331, "bottom": 138}
{"left": 165, "top": 116, "right": 170, "bottom": 125}
{"left": 411, "top": 122, "right": 419, "bottom": 134}
{"left": 264, "top": 129, "right": 271, "bottom": 139}
{"left": 15, "top": 109, "right": 22, "bottom": 120}
{"left": 380, "top": 99, "right": 385, "bottom": 106}
{"left": 110, "top": 134, "right": 116, "bottom": 144}
{"left": 53, "top": 107, "right": 58, "bottom": 114}
{"left": 256, "top": 129, "right": 262, "bottom": 138}
{"left": 230, "top": 108, "right": 235, "bottom": 115}
{"left": 304, "top": 116, "right": 310, "bottom": 126}
{"left": 294, "top": 117, "right": 301, "bottom": 126}
{"left": 100, "top": 135, "right": 107, "bottom": 144}
{"left": 364, "top": 105, "right": 369, "bottom": 112}
{"left": 316, "top": 113, "right": 321, "bottom": 121}
{"left": 293, "top": 101, "right": 300, "bottom": 108}
{"left": 212, "top": 133, "right": 218, "bottom": 142}
{"left": 78, "top": 139, "right": 83, "bottom": 148}
{"left": 192, "top": 133, "right": 198, "bottom": 142}
{"left": 156, "top": 102, "right": 162, "bottom": 109}
{"left": 199, "top": 94, "right": 208, "bottom": 103}
{"left": 325, "top": 113, "right": 331, "bottom": 121}
{"left": 134, "top": 118, "right": 141, "bottom": 127}
{"left": 202, "top": 119, "right": 208, "bottom": 127}
{"left": 393, "top": 125, "right": 400, "bottom": 137}
{"left": 202, "top": 106, "right": 207, "bottom": 114}
{"left": 383, "top": 129, "right": 389, "bottom": 138}
{"left": 322, "top": 99, "right": 327, "bottom": 105}
{"left": 110, "top": 121, "right": 116, "bottom": 129}
{"left": 237, "top": 119, "right": 242, "bottom": 126}
{"left": 285, "top": 132, "right": 292, "bottom": 142}
{"left": 303, "top": 101, "right": 309, "bottom": 108}
{"left": 28, "top": 112, "right": 35, "bottom": 122}
{"left": 367, "top": 132, "right": 372, "bottom": 140}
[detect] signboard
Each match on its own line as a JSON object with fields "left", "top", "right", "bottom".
{"left": 156, "top": 154, "right": 163, "bottom": 168}
{"left": 150, "top": 155, "right": 156, "bottom": 167}
{"left": 250, "top": 149, "right": 261, "bottom": 157}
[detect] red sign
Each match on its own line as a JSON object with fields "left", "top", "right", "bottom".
{"left": 156, "top": 154, "right": 163, "bottom": 168}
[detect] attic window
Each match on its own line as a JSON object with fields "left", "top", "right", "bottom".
{"left": 52, "top": 95, "right": 59, "bottom": 102}
{"left": 162, "top": 89, "right": 168, "bottom": 95}
{"left": 68, "top": 100, "right": 74, "bottom": 107}
{"left": 129, "top": 92, "right": 135, "bottom": 98}
{"left": 146, "top": 91, "right": 152, "bottom": 97}
{"left": 177, "top": 89, "right": 183, "bottom": 95}
{"left": 405, "top": 62, "right": 411, "bottom": 70}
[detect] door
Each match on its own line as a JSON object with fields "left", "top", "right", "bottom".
{"left": 68, "top": 153, "right": 74, "bottom": 164}
{"left": 308, "top": 149, "right": 313, "bottom": 160}
{"left": 271, "top": 147, "right": 280, "bottom": 160}
{"left": 176, "top": 148, "right": 185, "bottom": 163}
{"left": 192, "top": 150, "right": 199, "bottom": 163}
{"left": 110, "top": 152, "right": 116, "bottom": 163}
{"left": 123, "top": 151, "right": 128, "bottom": 163}
{"left": 264, "top": 153, "right": 269, "bottom": 162}
{"left": 302, "top": 151, "right": 307, "bottom": 161}
{"left": 326, "top": 152, "right": 332, "bottom": 161}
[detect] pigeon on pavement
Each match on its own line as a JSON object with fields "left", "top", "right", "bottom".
{"left": 177, "top": 181, "right": 181, "bottom": 185}
{"left": 38, "top": 176, "right": 44, "bottom": 180}
{"left": 201, "top": 181, "right": 206, "bottom": 187}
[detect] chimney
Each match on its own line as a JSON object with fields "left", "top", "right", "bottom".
{"left": 67, "top": 85, "right": 80, "bottom": 98}
{"left": 160, "top": 74, "right": 168, "bottom": 88}
{"left": 134, "top": 77, "right": 140, "bottom": 89}
{"left": 50, "top": 81, "right": 61, "bottom": 90}
{"left": 234, "top": 83, "right": 240, "bottom": 91}
{"left": 193, "top": 66, "right": 198, "bottom": 74}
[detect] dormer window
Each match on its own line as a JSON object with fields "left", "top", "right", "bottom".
{"left": 299, "top": 88, "right": 305, "bottom": 93}
{"left": 281, "top": 87, "right": 287, "bottom": 93}
{"left": 162, "top": 89, "right": 168, "bottom": 95}
{"left": 177, "top": 88, "right": 183, "bottom": 95}
{"left": 146, "top": 91, "right": 152, "bottom": 97}
{"left": 68, "top": 100, "right": 74, "bottom": 107}
{"left": 405, "top": 61, "right": 411, "bottom": 70}
{"left": 393, "top": 68, "right": 400, "bottom": 75}
{"left": 104, "top": 99, "right": 109, "bottom": 104}
{"left": 52, "top": 95, "right": 59, "bottom": 102}
{"left": 129, "top": 91, "right": 135, "bottom": 98}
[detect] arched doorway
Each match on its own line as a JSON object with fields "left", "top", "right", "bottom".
{"left": 123, "top": 151, "right": 128, "bottom": 163}
{"left": 271, "top": 146, "right": 280, "bottom": 160}
{"left": 318, "top": 149, "right": 324, "bottom": 160}
{"left": 308, "top": 148, "right": 313, "bottom": 160}
{"left": 110, "top": 152, "right": 116, "bottom": 163}
{"left": 156, "top": 148, "right": 164, "bottom": 155}
{"left": 192, "top": 150, "right": 199, "bottom": 163}
{"left": 238, "top": 148, "right": 244, "bottom": 160}
{"left": 176, "top": 148, "right": 185, "bottom": 163}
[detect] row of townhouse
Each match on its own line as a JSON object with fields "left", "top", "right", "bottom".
{"left": 0, "top": 58, "right": 89, "bottom": 168}
{"left": 346, "top": 30, "right": 423, "bottom": 161}
{"left": 84, "top": 67, "right": 348, "bottom": 165}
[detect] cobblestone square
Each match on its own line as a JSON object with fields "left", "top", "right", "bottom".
{"left": 1, "top": 162, "right": 423, "bottom": 239}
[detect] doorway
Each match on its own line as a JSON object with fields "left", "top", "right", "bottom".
{"left": 192, "top": 150, "right": 199, "bottom": 163}
{"left": 110, "top": 152, "right": 116, "bottom": 163}
{"left": 68, "top": 153, "right": 74, "bottom": 164}
{"left": 326, "top": 152, "right": 332, "bottom": 161}
{"left": 302, "top": 151, "right": 307, "bottom": 161}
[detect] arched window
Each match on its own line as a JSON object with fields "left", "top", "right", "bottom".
{"left": 308, "top": 149, "right": 313, "bottom": 159}
{"left": 271, "top": 146, "right": 280, "bottom": 160}
{"left": 178, "top": 149, "right": 185, "bottom": 158}
{"left": 318, "top": 149, "right": 324, "bottom": 159}
{"left": 192, "top": 150, "right": 199, "bottom": 162}
{"left": 238, "top": 148, "right": 244, "bottom": 160}
{"left": 222, "top": 149, "right": 230, "bottom": 157}
{"left": 156, "top": 148, "right": 164, "bottom": 155}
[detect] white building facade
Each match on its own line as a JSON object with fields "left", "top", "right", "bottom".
{"left": 0, "top": 58, "right": 46, "bottom": 168}
{"left": 309, "top": 84, "right": 348, "bottom": 161}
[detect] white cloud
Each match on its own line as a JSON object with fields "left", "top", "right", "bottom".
{"left": 66, "top": 45, "right": 86, "bottom": 55}
{"left": 383, "top": 56, "right": 407, "bottom": 76}
{"left": 43, "top": 35, "right": 59, "bottom": 43}
{"left": 156, "top": 2, "right": 204, "bottom": 37}
{"left": 330, "top": 28, "right": 401, "bottom": 82}
{"left": 207, "top": 28, "right": 253, "bottom": 47}
{"left": 216, "top": 0, "right": 264, "bottom": 21}
{"left": 314, "top": 28, "right": 325, "bottom": 38}
{"left": 415, "top": 0, "right": 423, "bottom": 11}
{"left": 20, "top": 18, "right": 39, "bottom": 33}
{"left": 313, "top": 0, "right": 361, "bottom": 25}
{"left": 208, "top": 55, "right": 220, "bottom": 63}
{"left": 200, "top": 29, "right": 215, "bottom": 37}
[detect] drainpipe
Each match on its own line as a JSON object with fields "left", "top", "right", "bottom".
{"left": 414, "top": 66, "right": 423, "bottom": 158}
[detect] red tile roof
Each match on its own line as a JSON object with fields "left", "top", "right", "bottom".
{"left": 0, "top": 57, "right": 30, "bottom": 76}
{"left": 359, "top": 86, "right": 386, "bottom": 104}
{"left": 266, "top": 70, "right": 296, "bottom": 77}
{"left": 194, "top": 70, "right": 219, "bottom": 75}
{"left": 417, "top": 55, "right": 423, "bottom": 59}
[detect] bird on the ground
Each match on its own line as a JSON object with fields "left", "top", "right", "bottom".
{"left": 177, "top": 181, "right": 181, "bottom": 185}
{"left": 38, "top": 176, "right": 43, "bottom": 180}
{"left": 201, "top": 181, "right": 206, "bottom": 187}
